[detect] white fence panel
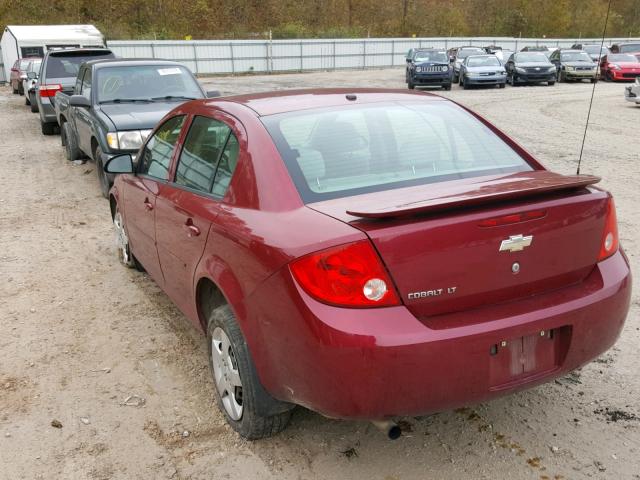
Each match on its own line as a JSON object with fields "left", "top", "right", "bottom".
{"left": 106, "top": 37, "right": 640, "bottom": 76}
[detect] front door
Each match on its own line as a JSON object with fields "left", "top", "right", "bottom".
{"left": 75, "top": 67, "right": 93, "bottom": 155}
{"left": 122, "top": 115, "right": 186, "bottom": 285}
{"left": 156, "top": 115, "right": 241, "bottom": 320}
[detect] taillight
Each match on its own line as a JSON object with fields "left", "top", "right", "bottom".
{"left": 39, "top": 84, "right": 62, "bottom": 97}
{"left": 290, "top": 240, "right": 401, "bottom": 308}
{"left": 598, "top": 198, "right": 619, "bottom": 261}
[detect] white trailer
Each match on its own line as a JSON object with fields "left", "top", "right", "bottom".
{"left": 1, "top": 25, "right": 105, "bottom": 81}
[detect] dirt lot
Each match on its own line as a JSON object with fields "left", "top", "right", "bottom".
{"left": 0, "top": 69, "right": 638, "bottom": 480}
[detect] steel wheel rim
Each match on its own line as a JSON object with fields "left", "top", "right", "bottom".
{"left": 211, "top": 327, "right": 243, "bottom": 420}
{"left": 113, "top": 211, "right": 132, "bottom": 266}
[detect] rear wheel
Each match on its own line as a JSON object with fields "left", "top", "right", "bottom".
{"left": 30, "top": 93, "right": 38, "bottom": 113}
{"left": 18, "top": 84, "right": 24, "bottom": 96}
{"left": 62, "top": 123, "right": 80, "bottom": 160}
{"left": 25, "top": 94, "right": 30, "bottom": 105}
{"left": 591, "top": 77, "right": 598, "bottom": 84}
{"left": 41, "top": 121, "right": 58, "bottom": 135}
{"left": 207, "top": 304, "right": 293, "bottom": 439}
{"left": 12, "top": 82, "right": 18, "bottom": 94}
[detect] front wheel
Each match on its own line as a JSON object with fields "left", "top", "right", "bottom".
{"left": 442, "top": 84, "right": 451, "bottom": 91}
{"left": 548, "top": 81, "right": 556, "bottom": 86}
{"left": 498, "top": 82, "right": 506, "bottom": 89}
{"left": 113, "top": 206, "right": 136, "bottom": 268}
{"left": 207, "top": 304, "right": 293, "bottom": 439}
{"left": 407, "top": 80, "right": 415, "bottom": 90}
{"left": 30, "top": 94, "right": 38, "bottom": 113}
{"left": 95, "top": 146, "right": 111, "bottom": 198}
{"left": 62, "top": 123, "right": 80, "bottom": 160}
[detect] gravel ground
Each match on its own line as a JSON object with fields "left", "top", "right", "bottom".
{"left": 0, "top": 69, "right": 638, "bottom": 480}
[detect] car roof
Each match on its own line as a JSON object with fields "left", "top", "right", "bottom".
{"left": 47, "top": 47, "right": 111, "bottom": 56}
{"left": 85, "top": 58, "right": 187, "bottom": 69}
{"left": 208, "top": 88, "right": 447, "bottom": 117}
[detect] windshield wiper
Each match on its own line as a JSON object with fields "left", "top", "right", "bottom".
{"left": 151, "top": 95, "right": 199, "bottom": 101}
{"left": 99, "top": 98, "right": 153, "bottom": 104}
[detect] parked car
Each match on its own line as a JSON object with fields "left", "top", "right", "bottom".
{"left": 571, "top": 43, "right": 609, "bottom": 62}
{"left": 458, "top": 54, "right": 506, "bottom": 89}
{"left": 105, "top": 88, "right": 630, "bottom": 440}
{"left": 505, "top": 52, "right": 556, "bottom": 86}
{"left": 520, "top": 46, "right": 549, "bottom": 52}
{"left": 452, "top": 46, "right": 486, "bottom": 82}
{"left": 609, "top": 42, "right": 640, "bottom": 54}
{"left": 22, "top": 59, "right": 42, "bottom": 111}
{"left": 55, "top": 59, "right": 215, "bottom": 197}
{"left": 405, "top": 48, "right": 452, "bottom": 90}
{"left": 494, "top": 49, "right": 514, "bottom": 65}
{"left": 9, "top": 58, "right": 32, "bottom": 95}
{"left": 548, "top": 49, "right": 597, "bottom": 83}
{"left": 624, "top": 78, "right": 640, "bottom": 105}
{"left": 36, "top": 47, "right": 115, "bottom": 135}
{"left": 599, "top": 54, "right": 640, "bottom": 82}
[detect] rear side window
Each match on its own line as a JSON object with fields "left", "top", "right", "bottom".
{"left": 175, "top": 116, "right": 240, "bottom": 197}
{"left": 262, "top": 102, "right": 532, "bottom": 203}
{"left": 138, "top": 116, "right": 186, "bottom": 180}
{"left": 45, "top": 51, "right": 113, "bottom": 78}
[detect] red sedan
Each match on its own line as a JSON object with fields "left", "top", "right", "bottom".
{"left": 599, "top": 54, "right": 640, "bottom": 81}
{"left": 104, "top": 89, "right": 631, "bottom": 439}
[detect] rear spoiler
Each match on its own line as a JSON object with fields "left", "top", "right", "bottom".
{"left": 346, "top": 171, "right": 600, "bottom": 219}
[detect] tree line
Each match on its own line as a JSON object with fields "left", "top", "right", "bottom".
{"left": 1, "top": 0, "right": 639, "bottom": 40}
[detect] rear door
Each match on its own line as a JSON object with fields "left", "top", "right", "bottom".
{"left": 155, "top": 115, "right": 241, "bottom": 318}
{"left": 122, "top": 115, "right": 186, "bottom": 285}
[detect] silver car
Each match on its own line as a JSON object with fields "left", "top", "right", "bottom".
{"left": 22, "top": 59, "right": 42, "bottom": 112}
{"left": 459, "top": 55, "right": 507, "bottom": 89}
{"left": 625, "top": 78, "right": 640, "bottom": 105}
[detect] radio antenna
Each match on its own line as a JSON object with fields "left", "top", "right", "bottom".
{"left": 577, "top": 0, "right": 612, "bottom": 175}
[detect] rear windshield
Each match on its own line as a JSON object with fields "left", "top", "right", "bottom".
{"left": 262, "top": 102, "right": 532, "bottom": 202}
{"left": 457, "top": 48, "right": 485, "bottom": 59}
{"left": 45, "top": 51, "right": 114, "bottom": 78}
{"left": 96, "top": 65, "right": 203, "bottom": 102}
{"left": 583, "top": 45, "right": 608, "bottom": 55}
{"left": 620, "top": 44, "right": 640, "bottom": 53}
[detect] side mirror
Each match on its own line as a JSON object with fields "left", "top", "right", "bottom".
{"left": 206, "top": 90, "right": 221, "bottom": 98}
{"left": 104, "top": 154, "right": 134, "bottom": 174}
{"left": 27, "top": 72, "right": 37, "bottom": 80}
{"left": 70, "top": 95, "right": 91, "bottom": 108}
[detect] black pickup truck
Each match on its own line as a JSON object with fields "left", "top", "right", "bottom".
{"left": 55, "top": 59, "right": 216, "bottom": 197}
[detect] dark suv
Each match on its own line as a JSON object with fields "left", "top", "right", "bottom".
{"left": 505, "top": 51, "right": 556, "bottom": 86}
{"left": 36, "top": 48, "right": 115, "bottom": 135}
{"left": 406, "top": 48, "right": 452, "bottom": 90}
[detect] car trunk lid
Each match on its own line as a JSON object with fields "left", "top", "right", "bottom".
{"left": 308, "top": 171, "right": 607, "bottom": 318}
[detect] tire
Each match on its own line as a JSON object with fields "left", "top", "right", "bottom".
{"left": 558, "top": 71, "right": 563, "bottom": 82}
{"left": 30, "top": 94, "right": 38, "bottom": 113}
{"left": 453, "top": 72, "right": 459, "bottom": 83}
{"left": 25, "top": 95, "right": 30, "bottom": 105}
{"left": 207, "top": 304, "right": 293, "bottom": 439}
{"left": 113, "top": 205, "right": 136, "bottom": 268}
{"left": 443, "top": 84, "right": 451, "bottom": 91}
{"left": 605, "top": 71, "right": 613, "bottom": 82}
{"left": 95, "top": 146, "right": 111, "bottom": 198}
{"left": 41, "top": 121, "right": 58, "bottom": 135}
{"left": 18, "top": 84, "right": 24, "bottom": 96}
{"left": 407, "top": 80, "right": 415, "bottom": 90}
{"left": 12, "top": 82, "right": 18, "bottom": 94}
{"left": 62, "top": 123, "right": 80, "bottom": 160}
{"left": 591, "top": 77, "right": 598, "bottom": 84}
{"left": 498, "top": 82, "right": 506, "bottom": 89}
{"left": 548, "top": 81, "right": 556, "bottom": 86}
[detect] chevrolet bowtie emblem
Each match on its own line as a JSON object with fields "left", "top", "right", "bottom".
{"left": 499, "top": 234, "right": 533, "bottom": 253}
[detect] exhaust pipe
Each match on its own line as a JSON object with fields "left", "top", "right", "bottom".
{"left": 371, "top": 420, "right": 401, "bottom": 440}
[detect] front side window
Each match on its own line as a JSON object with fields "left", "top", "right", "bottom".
{"left": 263, "top": 102, "right": 532, "bottom": 203}
{"left": 175, "top": 116, "right": 237, "bottom": 195}
{"left": 81, "top": 68, "right": 92, "bottom": 99}
{"left": 138, "top": 116, "right": 185, "bottom": 180}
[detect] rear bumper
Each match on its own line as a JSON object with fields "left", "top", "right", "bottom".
{"left": 247, "top": 250, "right": 631, "bottom": 419}
{"left": 38, "top": 100, "right": 57, "bottom": 123}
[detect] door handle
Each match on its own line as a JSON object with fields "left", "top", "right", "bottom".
{"left": 184, "top": 218, "right": 200, "bottom": 237}
{"left": 143, "top": 198, "right": 154, "bottom": 211}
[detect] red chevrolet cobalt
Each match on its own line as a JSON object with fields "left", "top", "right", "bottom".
{"left": 104, "top": 89, "right": 631, "bottom": 439}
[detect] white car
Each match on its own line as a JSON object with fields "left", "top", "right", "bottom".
{"left": 625, "top": 78, "right": 640, "bottom": 105}
{"left": 21, "top": 58, "right": 42, "bottom": 112}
